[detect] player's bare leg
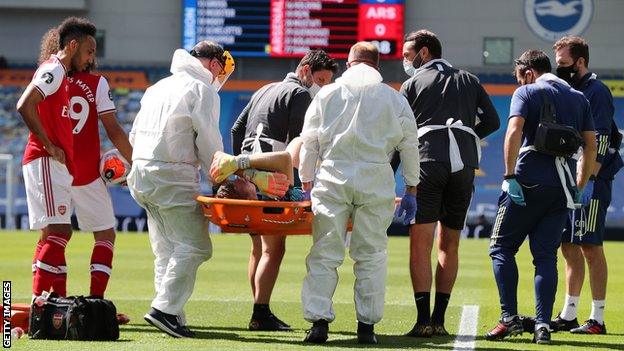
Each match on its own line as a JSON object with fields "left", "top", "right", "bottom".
{"left": 562, "top": 243, "right": 585, "bottom": 296}
{"left": 435, "top": 225, "right": 460, "bottom": 293}
{"left": 248, "top": 234, "right": 262, "bottom": 298}
{"left": 554, "top": 243, "right": 584, "bottom": 329}
{"left": 581, "top": 244, "right": 607, "bottom": 301}
{"left": 430, "top": 224, "right": 460, "bottom": 334}
{"left": 406, "top": 222, "right": 436, "bottom": 337}
{"left": 578, "top": 244, "right": 607, "bottom": 331}
{"left": 248, "top": 234, "right": 290, "bottom": 331}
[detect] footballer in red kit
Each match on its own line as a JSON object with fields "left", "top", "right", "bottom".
{"left": 35, "top": 27, "right": 132, "bottom": 303}
{"left": 17, "top": 17, "right": 97, "bottom": 299}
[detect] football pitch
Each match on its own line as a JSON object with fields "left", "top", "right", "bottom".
{"left": 1, "top": 230, "right": 623, "bottom": 350}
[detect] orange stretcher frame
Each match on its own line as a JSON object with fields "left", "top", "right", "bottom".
{"left": 197, "top": 196, "right": 314, "bottom": 235}
{"left": 10, "top": 303, "right": 31, "bottom": 331}
{"left": 197, "top": 196, "right": 402, "bottom": 236}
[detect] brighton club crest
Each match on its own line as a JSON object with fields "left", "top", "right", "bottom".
{"left": 524, "top": 0, "right": 594, "bottom": 42}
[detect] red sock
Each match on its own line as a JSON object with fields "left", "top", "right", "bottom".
{"left": 33, "top": 234, "right": 69, "bottom": 296}
{"left": 90, "top": 240, "right": 114, "bottom": 298}
{"left": 32, "top": 239, "right": 45, "bottom": 275}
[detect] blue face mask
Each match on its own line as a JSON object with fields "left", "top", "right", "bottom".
{"left": 403, "top": 59, "right": 416, "bottom": 76}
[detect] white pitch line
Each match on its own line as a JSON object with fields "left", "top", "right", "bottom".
{"left": 453, "top": 305, "right": 479, "bottom": 351}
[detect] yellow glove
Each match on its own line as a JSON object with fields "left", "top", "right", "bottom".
{"left": 243, "top": 169, "right": 289, "bottom": 198}
{"left": 210, "top": 151, "right": 250, "bottom": 183}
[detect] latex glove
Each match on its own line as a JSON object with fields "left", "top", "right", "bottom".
{"left": 580, "top": 179, "right": 594, "bottom": 207}
{"left": 210, "top": 151, "right": 250, "bottom": 183}
{"left": 394, "top": 193, "right": 417, "bottom": 226}
{"left": 502, "top": 178, "right": 525, "bottom": 206}
{"left": 243, "top": 169, "right": 289, "bottom": 198}
{"left": 304, "top": 189, "right": 312, "bottom": 201}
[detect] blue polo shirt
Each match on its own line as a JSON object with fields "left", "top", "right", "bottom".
{"left": 509, "top": 74, "right": 595, "bottom": 188}
{"left": 575, "top": 73, "right": 623, "bottom": 179}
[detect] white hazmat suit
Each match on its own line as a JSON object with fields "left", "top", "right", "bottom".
{"left": 299, "top": 63, "right": 421, "bottom": 324}
{"left": 127, "top": 49, "right": 222, "bottom": 318}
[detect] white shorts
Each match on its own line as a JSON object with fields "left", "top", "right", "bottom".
{"left": 71, "top": 178, "right": 116, "bottom": 232}
{"left": 23, "top": 157, "right": 73, "bottom": 230}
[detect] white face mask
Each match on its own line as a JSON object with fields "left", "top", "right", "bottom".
{"left": 403, "top": 59, "right": 416, "bottom": 76}
{"left": 308, "top": 82, "right": 321, "bottom": 98}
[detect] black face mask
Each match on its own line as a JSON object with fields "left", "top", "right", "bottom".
{"left": 556, "top": 60, "right": 579, "bottom": 85}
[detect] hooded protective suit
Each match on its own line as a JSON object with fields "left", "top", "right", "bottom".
{"left": 299, "top": 63, "right": 420, "bottom": 324}
{"left": 127, "top": 49, "right": 222, "bottom": 317}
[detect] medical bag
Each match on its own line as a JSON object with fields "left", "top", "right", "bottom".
{"left": 28, "top": 292, "right": 119, "bottom": 340}
{"left": 533, "top": 85, "right": 584, "bottom": 157}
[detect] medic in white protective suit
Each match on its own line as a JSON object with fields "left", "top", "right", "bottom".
{"left": 298, "top": 42, "right": 421, "bottom": 344}
{"left": 127, "top": 41, "right": 234, "bottom": 338}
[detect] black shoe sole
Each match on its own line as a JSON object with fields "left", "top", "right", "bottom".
{"left": 303, "top": 336, "right": 328, "bottom": 344}
{"left": 357, "top": 335, "right": 378, "bottom": 344}
{"left": 249, "top": 319, "right": 293, "bottom": 331}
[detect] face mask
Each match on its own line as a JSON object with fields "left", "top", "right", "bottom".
{"left": 556, "top": 60, "right": 579, "bottom": 85}
{"left": 308, "top": 82, "right": 321, "bottom": 98}
{"left": 403, "top": 59, "right": 416, "bottom": 76}
{"left": 304, "top": 69, "right": 321, "bottom": 97}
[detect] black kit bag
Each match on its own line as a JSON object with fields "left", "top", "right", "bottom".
{"left": 28, "top": 293, "right": 73, "bottom": 340}
{"left": 29, "top": 293, "right": 119, "bottom": 341}
{"left": 533, "top": 84, "right": 584, "bottom": 157}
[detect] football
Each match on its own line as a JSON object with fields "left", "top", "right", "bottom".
{"left": 99, "top": 149, "right": 130, "bottom": 184}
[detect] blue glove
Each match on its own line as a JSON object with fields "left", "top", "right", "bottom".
{"left": 502, "top": 178, "right": 526, "bottom": 206}
{"left": 304, "top": 189, "right": 312, "bottom": 201}
{"left": 394, "top": 193, "right": 417, "bottom": 226}
{"left": 580, "top": 179, "right": 594, "bottom": 207}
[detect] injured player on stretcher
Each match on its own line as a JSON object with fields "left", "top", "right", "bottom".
{"left": 211, "top": 137, "right": 306, "bottom": 202}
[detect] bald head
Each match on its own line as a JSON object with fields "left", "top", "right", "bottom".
{"left": 347, "top": 42, "right": 379, "bottom": 68}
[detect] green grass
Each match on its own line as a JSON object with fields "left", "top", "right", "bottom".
{"left": 1, "top": 230, "right": 623, "bottom": 350}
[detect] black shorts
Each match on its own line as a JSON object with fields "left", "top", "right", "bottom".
{"left": 415, "top": 162, "right": 475, "bottom": 230}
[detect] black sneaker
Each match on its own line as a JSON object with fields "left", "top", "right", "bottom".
{"left": 431, "top": 324, "right": 449, "bottom": 336}
{"left": 249, "top": 313, "right": 292, "bottom": 331}
{"left": 357, "top": 321, "right": 378, "bottom": 344}
{"left": 519, "top": 315, "right": 536, "bottom": 334}
{"left": 405, "top": 322, "right": 433, "bottom": 338}
{"left": 570, "top": 319, "right": 607, "bottom": 334}
{"left": 304, "top": 320, "right": 329, "bottom": 344}
{"left": 533, "top": 326, "right": 551, "bottom": 344}
{"left": 551, "top": 313, "right": 579, "bottom": 332}
{"left": 144, "top": 307, "right": 195, "bottom": 338}
{"left": 485, "top": 316, "right": 524, "bottom": 341}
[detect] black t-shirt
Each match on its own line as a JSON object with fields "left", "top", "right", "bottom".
{"left": 231, "top": 73, "right": 312, "bottom": 155}
{"left": 400, "top": 59, "right": 500, "bottom": 168}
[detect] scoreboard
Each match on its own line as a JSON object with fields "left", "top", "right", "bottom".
{"left": 183, "top": 0, "right": 405, "bottom": 59}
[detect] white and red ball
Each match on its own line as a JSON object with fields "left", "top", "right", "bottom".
{"left": 99, "top": 149, "right": 130, "bottom": 184}
{"left": 11, "top": 327, "right": 24, "bottom": 339}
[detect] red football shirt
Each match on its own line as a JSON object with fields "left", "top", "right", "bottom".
{"left": 23, "top": 55, "right": 74, "bottom": 175}
{"left": 67, "top": 72, "right": 116, "bottom": 186}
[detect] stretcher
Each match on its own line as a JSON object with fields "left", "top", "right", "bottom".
{"left": 197, "top": 196, "right": 402, "bottom": 235}
{"left": 197, "top": 196, "right": 313, "bottom": 235}
{"left": 10, "top": 303, "right": 30, "bottom": 331}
